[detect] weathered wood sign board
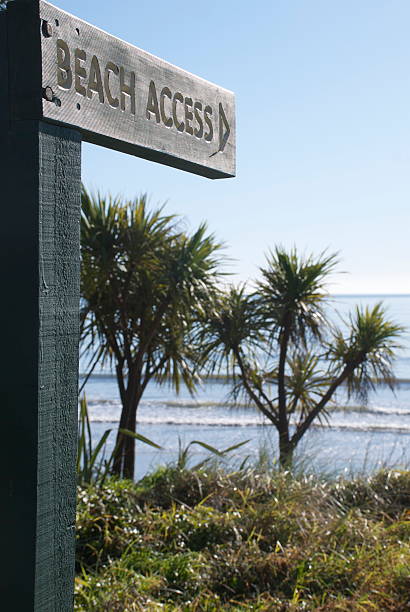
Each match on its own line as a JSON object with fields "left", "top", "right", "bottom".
{"left": 10, "top": 1, "right": 235, "bottom": 179}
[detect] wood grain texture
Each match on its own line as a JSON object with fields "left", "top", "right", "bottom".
{"left": 34, "top": 1, "right": 234, "bottom": 179}
{"left": 1, "top": 7, "right": 81, "bottom": 609}
{"left": 0, "top": 123, "right": 81, "bottom": 611}
{"left": 36, "top": 121, "right": 81, "bottom": 611}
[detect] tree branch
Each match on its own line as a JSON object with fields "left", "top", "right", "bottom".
{"left": 290, "top": 364, "right": 352, "bottom": 448}
{"left": 234, "top": 349, "right": 279, "bottom": 427}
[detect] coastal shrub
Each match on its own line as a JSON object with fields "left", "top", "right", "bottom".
{"left": 134, "top": 465, "right": 266, "bottom": 511}
{"left": 75, "top": 560, "right": 165, "bottom": 611}
{"left": 76, "top": 481, "right": 145, "bottom": 568}
{"left": 75, "top": 467, "right": 410, "bottom": 611}
{"left": 134, "top": 466, "right": 217, "bottom": 509}
{"left": 205, "top": 541, "right": 300, "bottom": 601}
{"left": 331, "top": 469, "right": 410, "bottom": 519}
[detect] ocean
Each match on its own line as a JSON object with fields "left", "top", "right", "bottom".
{"left": 81, "top": 295, "right": 410, "bottom": 480}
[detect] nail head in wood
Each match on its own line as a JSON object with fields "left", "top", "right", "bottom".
{"left": 43, "top": 86, "right": 54, "bottom": 101}
{"left": 42, "top": 19, "right": 52, "bottom": 37}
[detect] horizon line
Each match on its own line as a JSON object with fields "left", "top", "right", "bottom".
{"left": 331, "top": 293, "right": 410, "bottom": 297}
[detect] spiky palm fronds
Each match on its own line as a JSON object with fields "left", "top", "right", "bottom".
{"left": 81, "top": 190, "right": 177, "bottom": 367}
{"left": 257, "top": 247, "right": 338, "bottom": 346}
{"left": 328, "top": 302, "right": 404, "bottom": 401}
{"left": 196, "top": 284, "right": 266, "bottom": 375}
{"left": 286, "top": 351, "right": 333, "bottom": 423}
{"left": 81, "top": 188, "right": 223, "bottom": 373}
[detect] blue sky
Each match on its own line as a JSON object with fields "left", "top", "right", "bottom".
{"left": 56, "top": 0, "right": 410, "bottom": 294}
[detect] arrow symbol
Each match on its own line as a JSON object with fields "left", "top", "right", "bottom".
{"left": 210, "top": 103, "right": 230, "bottom": 156}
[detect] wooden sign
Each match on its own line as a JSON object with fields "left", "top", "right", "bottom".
{"left": 2, "top": 0, "right": 236, "bottom": 608}
{"left": 11, "top": 1, "right": 235, "bottom": 179}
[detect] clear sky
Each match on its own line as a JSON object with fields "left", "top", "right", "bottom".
{"left": 56, "top": 0, "right": 410, "bottom": 294}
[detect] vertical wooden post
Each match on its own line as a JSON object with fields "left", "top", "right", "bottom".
{"left": 0, "top": 3, "right": 81, "bottom": 610}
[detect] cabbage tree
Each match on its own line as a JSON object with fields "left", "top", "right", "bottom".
{"left": 199, "top": 248, "right": 404, "bottom": 467}
{"left": 81, "top": 188, "right": 223, "bottom": 479}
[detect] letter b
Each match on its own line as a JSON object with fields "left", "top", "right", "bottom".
{"left": 56, "top": 39, "right": 72, "bottom": 90}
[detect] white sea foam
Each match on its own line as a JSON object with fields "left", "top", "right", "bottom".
{"left": 86, "top": 416, "right": 410, "bottom": 433}
{"left": 85, "top": 401, "right": 410, "bottom": 432}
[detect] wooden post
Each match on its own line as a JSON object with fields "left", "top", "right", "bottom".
{"left": 0, "top": 3, "right": 81, "bottom": 609}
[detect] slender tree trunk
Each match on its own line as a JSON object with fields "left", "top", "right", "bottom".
{"left": 112, "top": 394, "right": 140, "bottom": 479}
{"left": 112, "top": 366, "right": 131, "bottom": 477}
{"left": 277, "top": 318, "right": 291, "bottom": 467}
{"left": 112, "top": 400, "right": 130, "bottom": 477}
{"left": 123, "top": 402, "right": 138, "bottom": 479}
{"left": 112, "top": 364, "right": 142, "bottom": 479}
{"left": 278, "top": 426, "right": 293, "bottom": 468}
{"left": 278, "top": 323, "right": 290, "bottom": 410}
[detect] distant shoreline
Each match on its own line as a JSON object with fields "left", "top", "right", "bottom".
{"left": 332, "top": 293, "right": 410, "bottom": 298}
{"left": 80, "top": 372, "right": 410, "bottom": 385}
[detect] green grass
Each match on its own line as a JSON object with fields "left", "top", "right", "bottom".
{"left": 75, "top": 466, "right": 410, "bottom": 611}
